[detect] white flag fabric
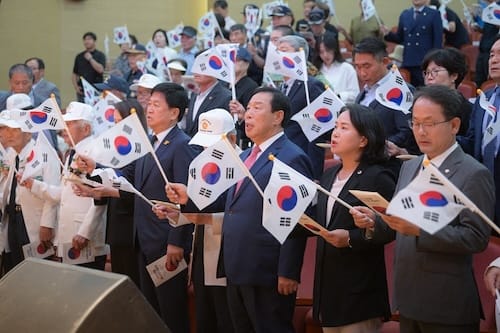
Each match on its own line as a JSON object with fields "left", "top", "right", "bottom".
{"left": 20, "top": 133, "right": 57, "bottom": 183}
{"left": 264, "top": 46, "right": 308, "bottom": 81}
{"left": 482, "top": 2, "right": 500, "bottom": 25}
{"left": 198, "top": 11, "right": 218, "bottom": 38}
{"left": 92, "top": 92, "right": 122, "bottom": 136}
{"left": 191, "top": 48, "right": 233, "bottom": 84}
{"left": 478, "top": 89, "right": 497, "bottom": 118}
{"left": 145, "top": 40, "right": 158, "bottom": 72}
{"left": 81, "top": 77, "right": 100, "bottom": 106}
{"left": 439, "top": 5, "right": 450, "bottom": 30}
{"left": 387, "top": 166, "right": 465, "bottom": 234}
{"left": 215, "top": 43, "right": 238, "bottom": 86}
{"left": 10, "top": 98, "right": 65, "bottom": 132}
{"left": 104, "top": 34, "right": 110, "bottom": 58}
{"left": 113, "top": 26, "right": 130, "bottom": 44}
{"left": 187, "top": 139, "right": 246, "bottom": 210}
{"left": 245, "top": 7, "right": 261, "bottom": 38}
{"left": 291, "top": 88, "right": 344, "bottom": 142}
{"left": 86, "top": 113, "right": 150, "bottom": 168}
{"left": 262, "top": 72, "right": 277, "bottom": 88}
{"left": 263, "top": 158, "right": 317, "bottom": 243}
{"left": 375, "top": 67, "right": 413, "bottom": 114}
{"left": 167, "top": 24, "right": 183, "bottom": 48}
{"left": 361, "top": 0, "right": 377, "bottom": 21}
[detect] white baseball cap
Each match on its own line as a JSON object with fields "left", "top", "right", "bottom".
{"left": 167, "top": 60, "right": 187, "bottom": 72}
{"left": 189, "top": 108, "right": 235, "bottom": 147}
{"left": 130, "top": 74, "right": 162, "bottom": 91}
{"left": 0, "top": 110, "right": 22, "bottom": 128}
{"left": 6, "top": 93, "right": 32, "bottom": 110}
{"left": 63, "top": 102, "right": 94, "bottom": 123}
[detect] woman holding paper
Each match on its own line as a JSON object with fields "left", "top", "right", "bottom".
{"left": 313, "top": 104, "right": 396, "bottom": 332}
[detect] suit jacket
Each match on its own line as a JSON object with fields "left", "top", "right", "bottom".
{"left": 373, "top": 147, "right": 494, "bottom": 325}
{"left": 33, "top": 79, "right": 61, "bottom": 107}
{"left": 461, "top": 88, "right": 500, "bottom": 225}
{"left": 285, "top": 77, "right": 326, "bottom": 180}
{"left": 221, "top": 135, "right": 313, "bottom": 286}
{"left": 355, "top": 92, "right": 416, "bottom": 153}
{"left": 385, "top": 6, "right": 443, "bottom": 67}
{"left": 121, "top": 125, "right": 198, "bottom": 261}
{"left": 313, "top": 161, "right": 396, "bottom": 326}
{"left": 185, "top": 82, "right": 232, "bottom": 137}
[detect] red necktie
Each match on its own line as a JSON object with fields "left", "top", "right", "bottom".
{"left": 235, "top": 145, "right": 261, "bottom": 194}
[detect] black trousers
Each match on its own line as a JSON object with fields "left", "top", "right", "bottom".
{"left": 4, "top": 211, "right": 30, "bottom": 273}
{"left": 400, "top": 314, "right": 479, "bottom": 333}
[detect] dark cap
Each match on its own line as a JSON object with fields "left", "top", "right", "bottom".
{"left": 308, "top": 8, "right": 325, "bottom": 25}
{"left": 269, "top": 5, "right": 293, "bottom": 17}
{"left": 125, "top": 43, "right": 147, "bottom": 54}
{"left": 95, "top": 75, "right": 130, "bottom": 95}
{"left": 241, "top": 4, "right": 259, "bottom": 14}
{"left": 180, "top": 26, "right": 197, "bottom": 38}
{"left": 236, "top": 47, "right": 252, "bottom": 62}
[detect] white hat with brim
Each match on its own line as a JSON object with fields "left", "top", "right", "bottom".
{"left": 63, "top": 102, "right": 94, "bottom": 123}
{"left": 189, "top": 108, "right": 235, "bottom": 147}
{"left": 389, "top": 45, "right": 404, "bottom": 64}
{"left": 0, "top": 110, "right": 22, "bottom": 128}
{"left": 130, "top": 74, "right": 162, "bottom": 91}
{"left": 167, "top": 61, "right": 187, "bottom": 72}
{"left": 7, "top": 93, "right": 32, "bottom": 110}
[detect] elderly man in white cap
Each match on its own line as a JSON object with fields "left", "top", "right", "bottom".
{"left": 0, "top": 107, "right": 60, "bottom": 272}
{"left": 129, "top": 73, "right": 162, "bottom": 111}
{"left": 27, "top": 102, "right": 108, "bottom": 270}
{"left": 154, "top": 108, "right": 237, "bottom": 333}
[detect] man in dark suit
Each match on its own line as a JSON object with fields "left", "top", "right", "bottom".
{"left": 383, "top": 0, "right": 443, "bottom": 87}
{"left": 359, "top": 85, "right": 494, "bottom": 332}
{"left": 121, "top": 82, "right": 198, "bottom": 332}
{"left": 462, "top": 36, "right": 500, "bottom": 230}
{"left": 184, "top": 73, "right": 231, "bottom": 137}
{"left": 222, "top": 87, "right": 313, "bottom": 332}
{"left": 25, "top": 57, "right": 61, "bottom": 107}
{"left": 277, "top": 35, "right": 326, "bottom": 180}
{"left": 353, "top": 37, "right": 417, "bottom": 155}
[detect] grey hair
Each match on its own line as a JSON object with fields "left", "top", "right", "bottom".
{"left": 278, "top": 35, "right": 309, "bottom": 59}
{"left": 8, "top": 64, "right": 33, "bottom": 81}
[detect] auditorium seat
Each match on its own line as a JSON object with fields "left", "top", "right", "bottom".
{"left": 461, "top": 45, "right": 479, "bottom": 81}
{"left": 458, "top": 80, "right": 477, "bottom": 99}
{"left": 481, "top": 80, "right": 496, "bottom": 93}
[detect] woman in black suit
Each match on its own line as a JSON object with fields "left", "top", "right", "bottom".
{"left": 313, "top": 104, "right": 397, "bottom": 332}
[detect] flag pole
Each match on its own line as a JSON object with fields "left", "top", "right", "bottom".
{"left": 423, "top": 160, "right": 500, "bottom": 235}
{"left": 221, "top": 135, "right": 264, "bottom": 197}
{"left": 300, "top": 48, "right": 311, "bottom": 105}
{"left": 51, "top": 95, "right": 76, "bottom": 149}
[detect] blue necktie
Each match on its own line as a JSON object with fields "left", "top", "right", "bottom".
{"left": 483, "top": 90, "right": 500, "bottom": 172}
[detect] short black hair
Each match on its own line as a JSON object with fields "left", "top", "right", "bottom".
{"left": 413, "top": 85, "right": 462, "bottom": 120}
{"left": 83, "top": 32, "right": 97, "bottom": 41}
{"left": 250, "top": 86, "right": 291, "bottom": 127}
{"left": 353, "top": 37, "right": 388, "bottom": 61}
{"left": 114, "top": 99, "right": 147, "bottom": 131}
{"left": 421, "top": 48, "right": 467, "bottom": 88}
{"left": 273, "top": 25, "right": 295, "bottom": 37}
{"left": 230, "top": 24, "right": 247, "bottom": 33}
{"left": 151, "top": 82, "right": 189, "bottom": 122}
{"left": 152, "top": 29, "right": 168, "bottom": 46}
{"left": 25, "top": 57, "right": 45, "bottom": 70}
{"left": 214, "top": 0, "right": 228, "bottom": 9}
{"left": 339, "top": 104, "right": 388, "bottom": 164}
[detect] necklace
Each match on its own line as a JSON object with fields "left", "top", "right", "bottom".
{"left": 336, "top": 169, "right": 354, "bottom": 182}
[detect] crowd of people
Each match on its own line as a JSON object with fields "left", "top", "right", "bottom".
{"left": 0, "top": 0, "right": 499, "bottom": 332}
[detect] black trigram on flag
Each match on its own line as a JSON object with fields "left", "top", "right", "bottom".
{"left": 96, "top": 116, "right": 104, "bottom": 125}
{"left": 200, "top": 63, "right": 207, "bottom": 71}
{"left": 453, "top": 195, "right": 464, "bottom": 205}
{"left": 280, "top": 217, "right": 291, "bottom": 227}
{"left": 401, "top": 196, "right": 414, "bottom": 209}
{"left": 293, "top": 55, "right": 302, "bottom": 64}
{"left": 423, "top": 211, "right": 439, "bottom": 223}
{"left": 42, "top": 153, "right": 48, "bottom": 163}
{"left": 278, "top": 172, "right": 291, "bottom": 181}
{"left": 123, "top": 124, "right": 132, "bottom": 135}
{"left": 24, "top": 120, "right": 33, "bottom": 130}
{"left": 49, "top": 118, "right": 58, "bottom": 127}
{"left": 323, "top": 97, "right": 333, "bottom": 105}
{"left": 273, "top": 61, "right": 280, "bottom": 71}
{"left": 112, "top": 181, "right": 121, "bottom": 189}
{"left": 429, "top": 174, "right": 444, "bottom": 186}
{"left": 211, "top": 149, "right": 224, "bottom": 160}
{"left": 226, "top": 168, "right": 234, "bottom": 179}
{"left": 31, "top": 160, "right": 40, "bottom": 169}
{"left": 487, "top": 126, "right": 494, "bottom": 135}
{"left": 296, "top": 69, "right": 304, "bottom": 77}
{"left": 103, "top": 138, "right": 111, "bottom": 149}
{"left": 190, "top": 168, "right": 196, "bottom": 179}
{"left": 301, "top": 113, "right": 311, "bottom": 119}
{"left": 395, "top": 76, "right": 404, "bottom": 86}
{"left": 199, "top": 187, "right": 212, "bottom": 198}
{"left": 220, "top": 70, "right": 228, "bottom": 78}
{"left": 110, "top": 157, "right": 120, "bottom": 166}
{"left": 43, "top": 105, "right": 53, "bottom": 113}
{"left": 311, "top": 124, "right": 321, "bottom": 133}
{"left": 298, "top": 184, "right": 309, "bottom": 198}
{"left": 134, "top": 143, "right": 141, "bottom": 154}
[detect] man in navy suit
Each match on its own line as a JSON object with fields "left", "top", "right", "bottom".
{"left": 277, "top": 35, "right": 326, "bottom": 180}
{"left": 121, "top": 82, "right": 198, "bottom": 332}
{"left": 462, "top": 37, "right": 500, "bottom": 230}
{"left": 383, "top": 0, "right": 443, "bottom": 87}
{"left": 353, "top": 37, "right": 417, "bottom": 155}
{"left": 222, "top": 87, "right": 313, "bottom": 332}
{"left": 184, "top": 72, "right": 232, "bottom": 137}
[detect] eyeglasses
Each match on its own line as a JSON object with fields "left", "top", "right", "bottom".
{"left": 422, "top": 69, "right": 448, "bottom": 78}
{"left": 410, "top": 119, "right": 451, "bottom": 131}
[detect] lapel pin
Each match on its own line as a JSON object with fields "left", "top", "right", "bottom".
{"left": 163, "top": 140, "right": 170, "bottom": 145}
{"left": 357, "top": 170, "right": 362, "bottom": 175}
{"left": 444, "top": 169, "right": 450, "bottom": 174}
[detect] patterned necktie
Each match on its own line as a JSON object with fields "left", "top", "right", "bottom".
{"left": 235, "top": 145, "right": 261, "bottom": 194}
